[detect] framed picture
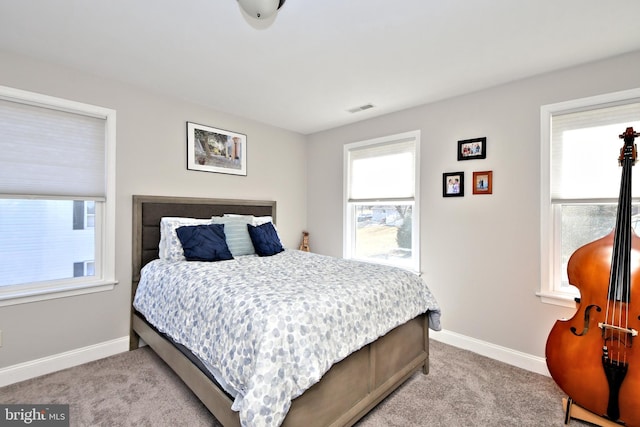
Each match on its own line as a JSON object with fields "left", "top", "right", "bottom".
{"left": 458, "top": 137, "right": 487, "bottom": 161}
{"left": 187, "top": 122, "right": 247, "bottom": 176}
{"left": 472, "top": 170, "right": 493, "bottom": 194}
{"left": 443, "top": 172, "right": 464, "bottom": 197}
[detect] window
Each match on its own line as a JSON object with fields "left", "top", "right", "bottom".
{"left": 344, "top": 130, "right": 420, "bottom": 271}
{"left": 73, "top": 200, "right": 96, "bottom": 230}
{"left": 540, "top": 89, "right": 640, "bottom": 306}
{"left": 0, "top": 86, "right": 116, "bottom": 306}
{"left": 73, "top": 261, "right": 95, "bottom": 278}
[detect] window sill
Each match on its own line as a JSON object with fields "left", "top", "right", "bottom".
{"left": 0, "top": 279, "right": 118, "bottom": 307}
{"left": 536, "top": 291, "right": 578, "bottom": 308}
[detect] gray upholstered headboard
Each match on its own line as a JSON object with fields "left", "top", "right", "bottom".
{"left": 131, "top": 195, "right": 276, "bottom": 283}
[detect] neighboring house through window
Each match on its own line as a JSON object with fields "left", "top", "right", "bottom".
{"left": 73, "top": 200, "right": 96, "bottom": 230}
{"left": 0, "top": 86, "right": 116, "bottom": 305}
{"left": 540, "top": 89, "right": 640, "bottom": 307}
{"left": 344, "top": 130, "right": 420, "bottom": 272}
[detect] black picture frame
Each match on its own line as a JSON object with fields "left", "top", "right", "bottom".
{"left": 443, "top": 172, "right": 464, "bottom": 197}
{"left": 186, "top": 122, "right": 247, "bottom": 176}
{"left": 458, "top": 137, "right": 486, "bottom": 161}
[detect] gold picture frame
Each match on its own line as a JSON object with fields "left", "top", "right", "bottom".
{"left": 472, "top": 170, "right": 493, "bottom": 195}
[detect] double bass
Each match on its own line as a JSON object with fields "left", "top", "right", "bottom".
{"left": 546, "top": 127, "right": 640, "bottom": 425}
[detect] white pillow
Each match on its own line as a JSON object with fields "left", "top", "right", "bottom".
{"left": 212, "top": 215, "right": 255, "bottom": 256}
{"left": 159, "top": 217, "right": 212, "bottom": 261}
{"left": 222, "top": 213, "right": 273, "bottom": 226}
{"left": 253, "top": 215, "right": 273, "bottom": 226}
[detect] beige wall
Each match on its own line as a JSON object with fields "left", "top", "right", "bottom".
{"left": 306, "top": 51, "right": 640, "bottom": 358}
{"left": 0, "top": 50, "right": 307, "bottom": 368}
{"left": 2, "top": 46, "right": 640, "bottom": 376}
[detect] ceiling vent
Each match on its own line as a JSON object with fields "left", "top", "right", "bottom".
{"left": 347, "top": 104, "right": 375, "bottom": 114}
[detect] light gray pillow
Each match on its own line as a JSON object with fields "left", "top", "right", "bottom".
{"left": 211, "top": 215, "right": 255, "bottom": 256}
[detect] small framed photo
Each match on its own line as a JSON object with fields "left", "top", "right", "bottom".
{"left": 458, "top": 137, "right": 486, "bottom": 161}
{"left": 472, "top": 171, "right": 493, "bottom": 194}
{"left": 187, "top": 122, "right": 247, "bottom": 176}
{"left": 443, "top": 172, "right": 464, "bottom": 197}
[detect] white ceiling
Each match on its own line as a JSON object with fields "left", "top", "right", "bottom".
{"left": 1, "top": 0, "right": 640, "bottom": 135}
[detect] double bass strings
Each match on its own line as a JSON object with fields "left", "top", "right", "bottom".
{"left": 606, "top": 139, "right": 634, "bottom": 363}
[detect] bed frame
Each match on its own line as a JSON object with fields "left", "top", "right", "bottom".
{"left": 130, "top": 195, "right": 430, "bottom": 427}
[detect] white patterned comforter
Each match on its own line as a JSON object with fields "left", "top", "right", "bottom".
{"left": 133, "top": 249, "right": 441, "bottom": 427}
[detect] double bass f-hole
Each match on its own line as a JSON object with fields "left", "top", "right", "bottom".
{"left": 570, "top": 304, "right": 602, "bottom": 336}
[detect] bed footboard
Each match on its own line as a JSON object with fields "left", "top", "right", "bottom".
{"left": 284, "top": 314, "right": 429, "bottom": 427}
{"left": 133, "top": 312, "right": 428, "bottom": 427}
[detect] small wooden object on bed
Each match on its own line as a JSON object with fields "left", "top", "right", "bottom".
{"left": 130, "top": 195, "right": 430, "bottom": 427}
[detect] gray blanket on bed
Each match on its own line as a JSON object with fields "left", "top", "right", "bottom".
{"left": 134, "top": 249, "right": 441, "bottom": 427}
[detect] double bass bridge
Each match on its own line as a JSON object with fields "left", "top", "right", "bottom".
{"left": 599, "top": 322, "right": 637, "bottom": 350}
{"left": 598, "top": 322, "right": 638, "bottom": 338}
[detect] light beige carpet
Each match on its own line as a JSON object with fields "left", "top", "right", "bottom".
{"left": 1, "top": 340, "right": 591, "bottom": 426}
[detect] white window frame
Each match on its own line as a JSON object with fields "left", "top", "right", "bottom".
{"left": 0, "top": 86, "right": 117, "bottom": 306}
{"left": 343, "top": 130, "right": 420, "bottom": 272}
{"left": 539, "top": 88, "right": 640, "bottom": 307}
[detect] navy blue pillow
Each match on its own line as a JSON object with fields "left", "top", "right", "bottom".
{"left": 175, "top": 224, "right": 233, "bottom": 261}
{"left": 247, "top": 222, "right": 284, "bottom": 257}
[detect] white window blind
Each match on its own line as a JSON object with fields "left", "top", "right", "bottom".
{"left": 0, "top": 98, "right": 106, "bottom": 198}
{"left": 0, "top": 85, "right": 116, "bottom": 306}
{"left": 551, "top": 101, "right": 640, "bottom": 201}
{"left": 348, "top": 138, "right": 416, "bottom": 201}
{"left": 344, "top": 131, "right": 420, "bottom": 272}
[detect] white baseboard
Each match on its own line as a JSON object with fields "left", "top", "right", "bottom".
{"left": 431, "top": 329, "right": 550, "bottom": 377}
{"left": 0, "top": 331, "right": 548, "bottom": 388}
{"left": 0, "top": 336, "right": 129, "bottom": 387}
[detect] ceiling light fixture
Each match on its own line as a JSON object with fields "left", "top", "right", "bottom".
{"left": 237, "top": 0, "right": 286, "bottom": 19}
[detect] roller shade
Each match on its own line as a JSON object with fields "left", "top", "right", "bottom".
{"left": 551, "top": 101, "right": 640, "bottom": 201}
{"left": 0, "top": 98, "right": 106, "bottom": 198}
{"left": 348, "top": 138, "right": 416, "bottom": 201}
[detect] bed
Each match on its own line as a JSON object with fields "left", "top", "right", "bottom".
{"left": 129, "top": 195, "right": 441, "bottom": 427}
